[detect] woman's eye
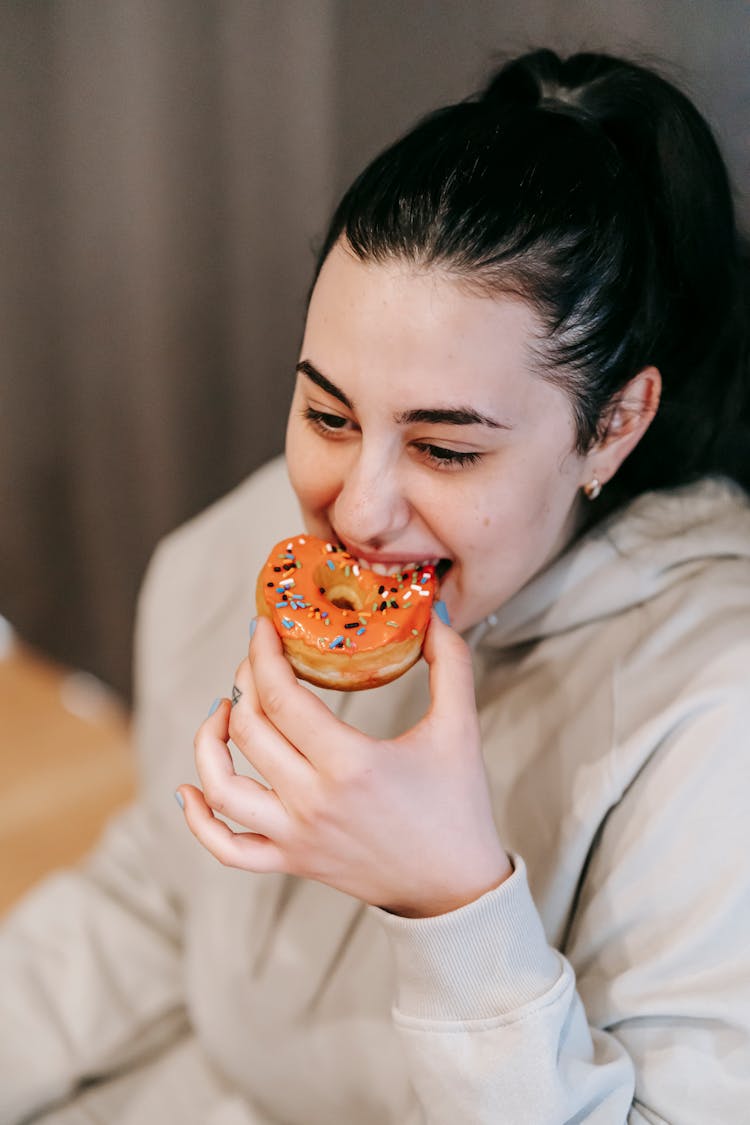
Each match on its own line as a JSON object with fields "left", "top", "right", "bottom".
{"left": 303, "top": 406, "right": 350, "bottom": 433}
{"left": 303, "top": 408, "right": 480, "bottom": 469}
{"left": 414, "top": 443, "right": 482, "bottom": 470}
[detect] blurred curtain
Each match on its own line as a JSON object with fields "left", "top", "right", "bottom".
{"left": 1, "top": 0, "right": 747, "bottom": 699}
{"left": 1, "top": 1, "right": 336, "bottom": 696}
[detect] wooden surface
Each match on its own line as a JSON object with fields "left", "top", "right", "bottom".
{"left": 0, "top": 640, "right": 136, "bottom": 914}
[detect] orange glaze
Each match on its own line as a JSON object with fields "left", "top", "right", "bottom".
{"left": 255, "top": 535, "right": 437, "bottom": 690}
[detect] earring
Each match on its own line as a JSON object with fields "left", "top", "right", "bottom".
{"left": 582, "top": 476, "right": 602, "bottom": 501}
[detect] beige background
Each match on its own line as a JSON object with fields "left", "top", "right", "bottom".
{"left": 2, "top": 0, "right": 748, "bottom": 699}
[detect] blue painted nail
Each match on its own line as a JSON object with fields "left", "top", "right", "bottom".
{"left": 249, "top": 617, "right": 258, "bottom": 640}
{"left": 434, "top": 599, "right": 451, "bottom": 626}
{"left": 174, "top": 790, "right": 185, "bottom": 810}
{"left": 207, "top": 697, "right": 221, "bottom": 717}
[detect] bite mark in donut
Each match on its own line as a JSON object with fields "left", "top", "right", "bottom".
{"left": 256, "top": 536, "right": 437, "bottom": 691}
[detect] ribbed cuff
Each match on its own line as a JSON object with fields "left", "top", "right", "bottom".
{"left": 371, "top": 854, "right": 562, "bottom": 1022}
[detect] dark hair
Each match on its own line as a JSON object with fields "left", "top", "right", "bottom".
{"left": 313, "top": 49, "right": 750, "bottom": 518}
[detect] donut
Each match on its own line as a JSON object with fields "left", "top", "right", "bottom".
{"left": 255, "top": 536, "right": 437, "bottom": 691}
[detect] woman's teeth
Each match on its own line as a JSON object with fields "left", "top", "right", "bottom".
{"left": 359, "top": 558, "right": 442, "bottom": 577}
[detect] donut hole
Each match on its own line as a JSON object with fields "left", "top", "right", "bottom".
{"left": 326, "top": 584, "right": 364, "bottom": 611}
{"left": 330, "top": 594, "right": 358, "bottom": 610}
{"left": 313, "top": 564, "right": 367, "bottom": 613}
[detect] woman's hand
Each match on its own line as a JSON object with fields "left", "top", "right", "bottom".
{"left": 178, "top": 614, "right": 512, "bottom": 917}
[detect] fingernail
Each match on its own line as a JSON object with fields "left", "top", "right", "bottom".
{"left": 174, "top": 790, "right": 185, "bottom": 810}
{"left": 434, "top": 600, "right": 451, "bottom": 626}
{"left": 207, "top": 697, "right": 221, "bottom": 717}
{"left": 249, "top": 617, "right": 258, "bottom": 640}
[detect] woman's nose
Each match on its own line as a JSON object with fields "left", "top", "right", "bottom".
{"left": 332, "top": 452, "right": 410, "bottom": 549}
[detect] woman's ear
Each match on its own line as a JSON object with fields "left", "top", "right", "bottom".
{"left": 587, "top": 365, "right": 661, "bottom": 484}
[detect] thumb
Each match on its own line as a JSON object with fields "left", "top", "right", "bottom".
{"left": 421, "top": 606, "right": 477, "bottom": 727}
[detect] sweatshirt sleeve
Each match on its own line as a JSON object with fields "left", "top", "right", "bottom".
{"left": 376, "top": 856, "right": 634, "bottom": 1124}
{"left": 0, "top": 804, "right": 188, "bottom": 1125}
{"left": 374, "top": 682, "right": 750, "bottom": 1124}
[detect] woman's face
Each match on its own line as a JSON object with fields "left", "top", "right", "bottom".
{"left": 286, "top": 242, "right": 593, "bottom": 633}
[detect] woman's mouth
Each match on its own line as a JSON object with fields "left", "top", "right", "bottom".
{"left": 346, "top": 552, "right": 453, "bottom": 582}
{"left": 329, "top": 534, "right": 453, "bottom": 581}
{"left": 357, "top": 556, "right": 442, "bottom": 577}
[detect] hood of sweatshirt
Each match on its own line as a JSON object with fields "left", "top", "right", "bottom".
{"left": 471, "top": 476, "right": 750, "bottom": 651}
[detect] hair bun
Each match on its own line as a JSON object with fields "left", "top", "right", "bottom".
{"left": 479, "top": 49, "right": 579, "bottom": 113}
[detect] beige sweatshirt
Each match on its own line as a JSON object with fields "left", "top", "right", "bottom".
{"left": 2, "top": 456, "right": 750, "bottom": 1124}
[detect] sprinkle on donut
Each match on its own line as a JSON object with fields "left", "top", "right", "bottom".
{"left": 255, "top": 535, "right": 437, "bottom": 691}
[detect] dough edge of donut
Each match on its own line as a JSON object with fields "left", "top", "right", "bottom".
{"left": 256, "top": 597, "right": 423, "bottom": 690}
{"left": 284, "top": 636, "right": 423, "bottom": 691}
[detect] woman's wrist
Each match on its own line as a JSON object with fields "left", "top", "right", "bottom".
{"left": 383, "top": 849, "right": 514, "bottom": 919}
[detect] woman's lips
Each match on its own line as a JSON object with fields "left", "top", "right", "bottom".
{"left": 345, "top": 551, "right": 454, "bottom": 582}
{"left": 357, "top": 556, "right": 442, "bottom": 577}
{"left": 328, "top": 534, "right": 452, "bottom": 580}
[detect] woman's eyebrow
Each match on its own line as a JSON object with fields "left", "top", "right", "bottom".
{"left": 297, "top": 358, "right": 510, "bottom": 429}
{"left": 296, "top": 360, "right": 353, "bottom": 409}
{"left": 395, "top": 406, "right": 508, "bottom": 429}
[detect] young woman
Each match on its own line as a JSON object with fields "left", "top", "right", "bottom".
{"left": 2, "top": 49, "right": 749, "bottom": 1124}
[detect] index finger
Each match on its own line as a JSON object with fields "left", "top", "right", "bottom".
{"left": 249, "top": 616, "right": 356, "bottom": 764}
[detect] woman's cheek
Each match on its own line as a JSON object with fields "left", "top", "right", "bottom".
{"left": 287, "top": 456, "right": 319, "bottom": 520}
{"left": 291, "top": 443, "right": 342, "bottom": 521}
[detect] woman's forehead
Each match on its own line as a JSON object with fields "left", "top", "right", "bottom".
{"left": 305, "top": 245, "right": 543, "bottom": 374}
